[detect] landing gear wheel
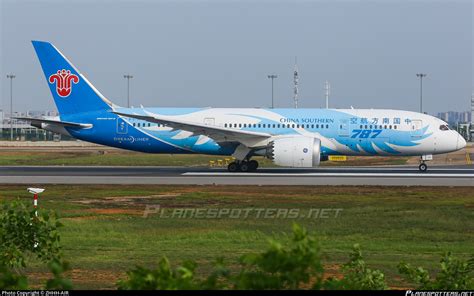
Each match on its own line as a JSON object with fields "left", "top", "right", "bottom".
{"left": 228, "top": 162, "right": 240, "bottom": 172}
{"left": 419, "top": 163, "right": 428, "bottom": 172}
{"left": 248, "top": 160, "right": 259, "bottom": 171}
{"left": 240, "top": 162, "right": 250, "bottom": 172}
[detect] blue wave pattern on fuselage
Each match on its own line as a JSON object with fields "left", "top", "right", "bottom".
{"left": 65, "top": 108, "right": 432, "bottom": 156}
{"left": 64, "top": 110, "right": 236, "bottom": 155}
{"left": 226, "top": 110, "right": 432, "bottom": 155}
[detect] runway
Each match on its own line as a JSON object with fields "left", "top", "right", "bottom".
{"left": 0, "top": 165, "right": 473, "bottom": 186}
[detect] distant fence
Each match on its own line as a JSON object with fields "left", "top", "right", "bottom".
{"left": 0, "top": 128, "right": 74, "bottom": 141}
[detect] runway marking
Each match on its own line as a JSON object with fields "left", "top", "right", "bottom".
{"left": 1, "top": 165, "right": 472, "bottom": 171}
{"left": 183, "top": 172, "right": 474, "bottom": 178}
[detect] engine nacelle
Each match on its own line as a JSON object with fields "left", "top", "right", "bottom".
{"left": 267, "top": 136, "right": 321, "bottom": 167}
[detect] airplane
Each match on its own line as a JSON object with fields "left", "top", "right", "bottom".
{"left": 16, "top": 41, "right": 467, "bottom": 173}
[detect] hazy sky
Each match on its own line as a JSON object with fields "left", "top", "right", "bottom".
{"left": 1, "top": 0, "right": 472, "bottom": 114}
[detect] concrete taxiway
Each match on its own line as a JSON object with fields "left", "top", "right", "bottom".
{"left": 0, "top": 165, "right": 473, "bottom": 186}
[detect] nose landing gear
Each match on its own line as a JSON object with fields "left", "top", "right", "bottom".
{"left": 418, "top": 154, "right": 432, "bottom": 172}
{"left": 418, "top": 162, "right": 428, "bottom": 172}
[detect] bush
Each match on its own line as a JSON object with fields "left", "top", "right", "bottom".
{"left": 0, "top": 200, "right": 71, "bottom": 290}
{"left": 118, "top": 224, "right": 389, "bottom": 290}
{"left": 0, "top": 200, "right": 63, "bottom": 268}
{"left": 0, "top": 265, "right": 28, "bottom": 289}
{"left": 398, "top": 252, "right": 474, "bottom": 290}
{"left": 232, "top": 223, "right": 323, "bottom": 289}
{"left": 323, "top": 244, "right": 387, "bottom": 290}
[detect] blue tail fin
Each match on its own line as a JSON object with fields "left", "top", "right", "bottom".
{"left": 32, "top": 41, "right": 113, "bottom": 116}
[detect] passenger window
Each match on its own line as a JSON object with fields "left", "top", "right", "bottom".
{"left": 239, "top": 124, "right": 242, "bottom": 128}
{"left": 273, "top": 124, "right": 276, "bottom": 128}
{"left": 311, "top": 124, "right": 314, "bottom": 129}
{"left": 258, "top": 124, "right": 261, "bottom": 128}
{"left": 326, "top": 124, "right": 329, "bottom": 128}
{"left": 394, "top": 125, "right": 397, "bottom": 130}
{"left": 316, "top": 124, "right": 319, "bottom": 128}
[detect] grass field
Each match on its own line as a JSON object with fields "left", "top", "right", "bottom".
{"left": 0, "top": 150, "right": 409, "bottom": 167}
{"left": 0, "top": 185, "right": 472, "bottom": 289}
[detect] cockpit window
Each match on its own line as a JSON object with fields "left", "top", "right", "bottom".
{"left": 439, "top": 125, "right": 449, "bottom": 131}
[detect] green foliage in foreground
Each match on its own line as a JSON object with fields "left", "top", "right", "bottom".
{"left": 398, "top": 253, "right": 474, "bottom": 290}
{"left": 0, "top": 200, "right": 62, "bottom": 268}
{"left": 118, "top": 224, "right": 473, "bottom": 290}
{"left": 0, "top": 201, "right": 72, "bottom": 289}
{"left": 117, "top": 224, "right": 388, "bottom": 290}
{"left": 0, "top": 201, "right": 472, "bottom": 290}
{"left": 0, "top": 265, "right": 28, "bottom": 289}
{"left": 323, "top": 244, "right": 387, "bottom": 290}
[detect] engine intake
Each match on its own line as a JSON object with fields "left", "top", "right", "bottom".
{"left": 266, "top": 136, "right": 321, "bottom": 167}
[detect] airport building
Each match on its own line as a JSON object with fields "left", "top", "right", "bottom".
{"left": 0, "top": 109, "right": 72, "bottom": 141}
{"left": 436, "top": 111, "right": 471, "bottom": 125}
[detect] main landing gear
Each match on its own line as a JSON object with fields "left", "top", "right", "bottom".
{"left": 227, "top": 160, "right": 259, "bottom": 172}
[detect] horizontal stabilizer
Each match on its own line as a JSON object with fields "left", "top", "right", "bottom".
{"left": 14, "top": 117, "right": 93, "bottom": 128}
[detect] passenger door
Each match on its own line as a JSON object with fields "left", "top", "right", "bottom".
{"left": 410, "top": 120, "right": 423, "bottom": 138}
{"left": 203, "top": 118, "right": 215, "bottom": 126}
{"left": 116, "top": 117, "right": 128, "bottom": 134}
{"left": 338, "top": 119, "right": 349, "bottom": 137}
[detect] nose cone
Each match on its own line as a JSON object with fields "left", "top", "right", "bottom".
{"left": 457, "top": 133, "right": 467, "bottom": 150}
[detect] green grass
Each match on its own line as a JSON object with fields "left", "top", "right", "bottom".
{"left": 1, "top": 185, "right": 471, "bottom": 289}
{"left": 0, "top": 150, "right": 407, "bottom": 167}
{"left": 0, "top": 151, "right": 275, "bottom": 167}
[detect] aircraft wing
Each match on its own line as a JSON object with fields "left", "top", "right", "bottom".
{"left": 13, "top": 117, "right": 92, "bottom": 128}
{"left": 113, "top": 111, "right": 271, "bottom": 148}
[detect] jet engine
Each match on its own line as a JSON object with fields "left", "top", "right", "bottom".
{"left": 266, "top": 136, "right": 321, "bottom": 167}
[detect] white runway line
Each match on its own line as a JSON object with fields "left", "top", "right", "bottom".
{"left": 300, "top": 167, "right": 474, "bottom": 171}
{"left": 183, "top": 172, "right": 474, "bottom": 178}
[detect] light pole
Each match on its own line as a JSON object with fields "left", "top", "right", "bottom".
{"left": 416, "top": 73, "right": 427, "bottom": 113}
{"left": 123, "top": 74, "right": 133, "bottom": 108}
{"left": 267, "top": 74, "right": 277, "bottom": 108}
{"left": 325, "top": 80, "right": 330, "bottom": 109}
{"left": 7, "top": 74, "right": 15, "bottom": 141}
